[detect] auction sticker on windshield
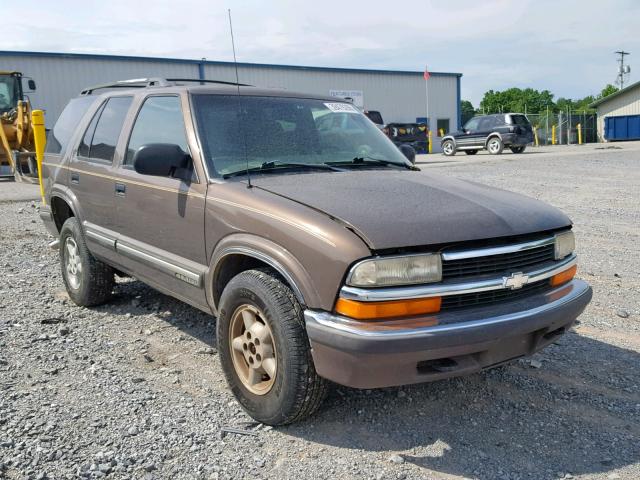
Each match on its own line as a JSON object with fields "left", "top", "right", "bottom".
{"left": 324, "top": 103, "right": 360, "bottom": 113}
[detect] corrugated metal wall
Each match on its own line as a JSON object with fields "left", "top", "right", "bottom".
{"left": 595, "top": 85, "right": 640, "bottom": 140}
{"left": 0, "top": 52, "right": 460, "bottom": 135}
{"left": 203, "top": 64, "right": 459, "bottom": 127}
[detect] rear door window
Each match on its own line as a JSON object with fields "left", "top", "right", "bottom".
{"left": 46, "top": 96, "right": 96, "bottom": 154}
{"left": 78, "top": 102, "right": 106, "bottom": 158}
{"left": 89, "top": 96, "right": 133, "bottom": 162}
{"left": 124, "top": 96, "right": 189, "bottom": 166}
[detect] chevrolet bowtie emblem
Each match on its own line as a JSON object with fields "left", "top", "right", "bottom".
{"left": 502, "top": 272, "right": 529, "bottom": 290}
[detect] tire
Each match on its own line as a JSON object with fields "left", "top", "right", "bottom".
{"left": 510, "top": 146, "right": 526, "bottom": 154}
{"left": 464, "top": 150, "right": 478, "bottom": 155}
{"left": 442, "top": 139, "right": 456, "bottom": 156}
{"left": 59, "top": 217, "right": 114, "bottom": 306}
{"left": 487, "top": 136, "right": 504, "bottom": 155}
{"left": 217, "top": 268, "right": 329, "bottom": 425}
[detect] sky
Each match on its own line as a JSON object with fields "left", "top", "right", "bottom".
{"left": 3, "top": 0, "right": 639, "bottom": 105}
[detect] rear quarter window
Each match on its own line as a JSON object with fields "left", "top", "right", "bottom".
{"left": 509, "top": 115, "right": 531, "bottom": 126}
{"left": 45, "top": 96, "right": 96, "bottom": 154}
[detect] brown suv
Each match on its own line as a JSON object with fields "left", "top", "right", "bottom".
{"left": 40, "top": 78, "right": 592, "bottom": 425}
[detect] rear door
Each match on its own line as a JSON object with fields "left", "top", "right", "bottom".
{"left": 112, "top": 94, "right": 209, "bottom": 309}
{"left": 68, "top": 96, "right": 133, "bottom": 263}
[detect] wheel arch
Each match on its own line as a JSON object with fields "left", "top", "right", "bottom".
{"left": 206, "top": 234, "right": 320, "bottom": 314}
{"left": 50, "top": 189, "right": 79, "bottom": 233}
{"left": 484, "top": 132, "right": 503, "bottom": 147}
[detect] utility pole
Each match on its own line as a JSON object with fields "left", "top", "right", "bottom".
{"left": 615, "top": 50, "right": 630, "bottom": 89}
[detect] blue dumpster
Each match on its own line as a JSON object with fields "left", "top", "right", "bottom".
{"left": 605, "top": 115, "right": 640, "bottom": 141}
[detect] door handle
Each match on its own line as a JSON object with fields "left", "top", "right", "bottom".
{"left": 115, "top": 183, "right": 126, "bottom": 196}
{"left": 70, "top": 172, "right": 80, "bottom": 184}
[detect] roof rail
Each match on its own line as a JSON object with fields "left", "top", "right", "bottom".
{"left": 79, "top": 77, "right": 252, "bottom": 95}
{"left": 165, "top": 78, "right": 252, "bottom": 87}
{"left": 79, "top": 78, "right": 170, "bottom": 95}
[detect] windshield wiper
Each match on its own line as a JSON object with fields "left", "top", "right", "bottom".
{"left": 222, "top": 160, "right": 342, "bottom": 179}
{"left": 328, "top": 156, "right": 414, "bottom": 170}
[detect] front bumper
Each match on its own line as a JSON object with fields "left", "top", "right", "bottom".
{"left": 305, "top": 279, "right": 592, "bottom": 389}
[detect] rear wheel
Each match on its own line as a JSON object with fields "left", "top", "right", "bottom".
{"left": 59, "top": 217, "right": 114, "bottom": 306}
{"left": 510, "top": 146, "right": 526, "bottom": 154}
{"left": 487, "top": 136, "right": 504, "bottom": 155}
{"left": 442, "top": 140, "right": 456, "bottom": 156}
{"left": 464, "top": 150, "right": 478, "bottom": 155}
{"left": 217, "top": 268, "right": 328, "bottom": 425}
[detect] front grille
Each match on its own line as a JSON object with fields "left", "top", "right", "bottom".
{"left": 441, "top": 279, "right": 550, "bottom": 310}
{"left": 442, "top": 242, "right": 555, "bottom": 280}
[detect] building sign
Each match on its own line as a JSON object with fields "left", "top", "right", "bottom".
{"left": 329, "top": 89, "right": 364, "bottom": 108}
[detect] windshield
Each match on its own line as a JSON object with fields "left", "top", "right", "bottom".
{"left": 0, "top": 75, "right": 19, "bottom": 113}
{"left": 192, "top": 94, "right": 409, "bottom": 177}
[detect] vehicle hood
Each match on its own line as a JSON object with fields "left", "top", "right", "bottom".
{"left": 251, "top": 170, "right": 571, "bottom": 250}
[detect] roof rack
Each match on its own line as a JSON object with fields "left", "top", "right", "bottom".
{"left": 79, "top": 77, "right": 252, "bottom": 95}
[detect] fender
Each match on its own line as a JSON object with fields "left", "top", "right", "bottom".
{"left": 206, "top": 233, "right": 321, "bottom": 314}
{"left": 441, "top": 135, "right": 456, "bottom": 146}
{"left": 49, "top": 184, "right": 83, "bottom": 227}
{"left": 484, "top": 132, "right": 503, "bottom": 147}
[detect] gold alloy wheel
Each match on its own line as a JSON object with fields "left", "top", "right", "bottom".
{"left": 229, "top": 305, "right": 278, "bottom": 395}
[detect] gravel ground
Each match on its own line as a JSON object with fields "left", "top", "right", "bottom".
{"left": 1, "top": 146, "right": 639, "bottom": 480}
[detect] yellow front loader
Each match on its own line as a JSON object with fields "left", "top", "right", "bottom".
{"left": 0, "top": 71, "right": 40, "bottom": 182}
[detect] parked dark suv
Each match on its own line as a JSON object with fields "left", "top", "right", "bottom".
{"left": 40, "top": 79, "right": 590, "bottom": 425}
{"left": 441, "top": 113, "right": 533, "bottom": 156}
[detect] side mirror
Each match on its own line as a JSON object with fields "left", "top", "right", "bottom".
{"left": 399, "top": 144, "right": 416, "bottom": 164}
{"left": 27, "top": 79, "right": 37, "bottom": 91}
{"left": 133, "top": 143, "right": 191, "bottom": 178}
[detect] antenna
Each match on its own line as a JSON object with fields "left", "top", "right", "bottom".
{"left": 615, "top": 50, "right": 631, "bottom": 89}
{"left": 228, "top": 9, "right": 252, "bottom": 188}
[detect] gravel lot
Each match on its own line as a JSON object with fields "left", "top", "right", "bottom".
{"left": 1, "top": 145, "right": 639, "bottom": 480}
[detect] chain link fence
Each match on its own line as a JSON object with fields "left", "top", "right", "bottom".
{"left": 526, "top": 112, "right": 598, "bottom": 145}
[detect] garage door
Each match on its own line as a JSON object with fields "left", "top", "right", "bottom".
{"left": 605, "top": 115, "right": 640, "bottom": 140}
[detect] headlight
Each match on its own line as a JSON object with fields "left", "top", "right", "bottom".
{"left": 554, "top": 230, "right": 575, "bottom": 260}
{"left": 347, "top": 254, "right": 442, "bottom": 287}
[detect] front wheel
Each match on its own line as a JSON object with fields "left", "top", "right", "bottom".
{"left": 510, "top": 146, "right": 526, "bottom": 154}
{"left": 487, "top": 136, "right": 504, "bottom": 155}
{"left": 442, "top": 140, "right": 456, "bottom": 156}
{"left": 217, "top": 268, "right": 328, "bottom": 425}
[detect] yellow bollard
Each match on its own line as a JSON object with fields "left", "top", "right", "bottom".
{"left": 439, "top": 128, "right": 444, "bottom": 137}
{"left": 534, "top": 126, "right": 539, "bottom": 147}
{"left": 31, "top": 110, "right": 47, "bottom": 205}
{"left": 428, "top": 130, "right": 433, "bottom": 154}
{"left": 577, "top": 123, "right": 582, "bottom": 145}
{"left": 552, "top": 125, "right": 556, "bottom": 145}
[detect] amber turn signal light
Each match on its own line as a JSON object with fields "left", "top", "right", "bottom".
{"left": 335, "top": 297, "right": 442, "bottom": 320}
{"left": 550, "top": 264, "right": 577, "bottom": 287}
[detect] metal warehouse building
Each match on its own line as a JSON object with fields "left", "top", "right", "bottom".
{"left": 591, "top": 80, "right": 640, "bottom": 141}
{"left": 0, "top": 51, "right": 462, "bottom": 138}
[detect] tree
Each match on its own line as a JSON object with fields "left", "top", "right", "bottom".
{"left": 599, "top": 84, "right": 618, "bottom": 98}
{"left": 460, "top": 100, "right": 475, "bottom": 125}
{"left": 479, "top": 88, "right": 554, "bottom": 115}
